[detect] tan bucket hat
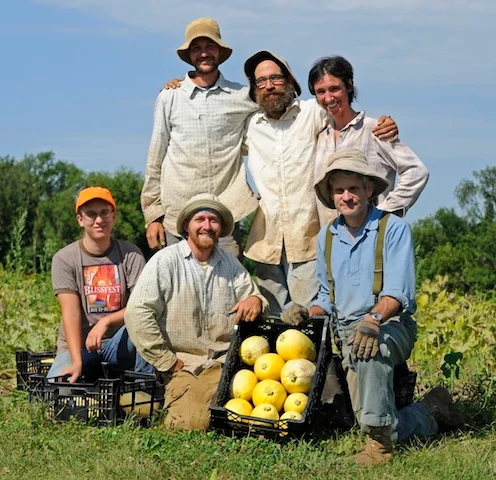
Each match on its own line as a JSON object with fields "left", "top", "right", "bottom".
{"left": 244, "top": 50, "right": 302, "bottom": 102}
{"left": 314, "top": 148, "right": 389, "bottom": 209}
{"left": 177, "top": 18, "right": 232, "bottom": 65}
{"left": 177, "top": 193, "right": 234, "bottom": 237}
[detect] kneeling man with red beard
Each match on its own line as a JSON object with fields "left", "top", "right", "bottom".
{"left": 125, "top": 193, "right": 268, "bottom": 430}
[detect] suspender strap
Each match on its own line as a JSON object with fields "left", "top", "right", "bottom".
{"left": 326, "top": 213, "right": 391, "bottom": 303}
{"left": 325, "top": 223, "right": 335, "bottom": 303}
{"left": 373, "top": 213, "right": 390, "bottom": 298}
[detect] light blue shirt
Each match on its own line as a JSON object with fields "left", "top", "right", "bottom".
{"left": 312, "top": 205, "right": 416, "bottom": 325}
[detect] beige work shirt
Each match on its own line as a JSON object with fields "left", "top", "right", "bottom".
{"left": 243, "top": 99, "right": 328, "bottom": 264}
{"left": 141, "top": 73, "right": 259, "bottom": 236}
{"left": 124, "top": 240, "right": 268, "bottom": 375}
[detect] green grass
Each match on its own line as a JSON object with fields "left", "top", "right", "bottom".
{"left": 1, "top": 393, "right": 495, "bottom": 480}
{"left": 1, "top": 269, "right": 496, "bottom": 479}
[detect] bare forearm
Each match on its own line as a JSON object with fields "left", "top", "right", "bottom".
{"left": 99, "top": 308, "right": 126, "bottom": 330}
{"left": 63, "top": 315, "right": 83, "bottom": 365}
{"left": 369, "top": 296, "right": 401, "bottom": 322}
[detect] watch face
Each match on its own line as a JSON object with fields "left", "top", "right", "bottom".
{"left": 371, "top": 312, "right": 382, "bottom": 322}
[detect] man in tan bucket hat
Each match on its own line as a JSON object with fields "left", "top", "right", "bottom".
{"left": 126, "top": 193, "right": 267, "bottom": 431}
{"left": 285, "top": 149, "right": 463, "bottom": 465}
{"left": 176, "top": 17, "right": 232, "bottom": 66}
{"left": 141, "top": 18, "right": 258, "bottom": 257}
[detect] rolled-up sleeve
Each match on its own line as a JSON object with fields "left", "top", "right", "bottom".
{"left": 124, "top": 253, "right": 177, "bottom": 372}
{"left": 374, "top": 136, "right": 429, "bottom": 215}
{"left": 310, "top": 225, "right": 334, "bottom": 315}
{"left": 232, "top": 258, "right": 269, "bottom": 311}
{"left": 380, "top": 219, "right": 416, "bottom": 314}
{"left": 141, "top": 92, "right": 171, "bottom": 227}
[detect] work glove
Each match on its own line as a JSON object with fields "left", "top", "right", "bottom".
{"left": 351, "top": 317, "right": 380, "bottom": 360}
{"left": 280, "top": 304, "right": 309, "bottom": 326}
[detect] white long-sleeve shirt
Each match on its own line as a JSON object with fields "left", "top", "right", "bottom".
{"left": 243, "top": 99, "right": 328, "bottom": 264}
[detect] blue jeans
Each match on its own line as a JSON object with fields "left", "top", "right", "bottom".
{"left": 47, "top": 326, "right": 153, "bottom": 379}
{"left": 338, "top": 314, "right": 438, "bottom": 441}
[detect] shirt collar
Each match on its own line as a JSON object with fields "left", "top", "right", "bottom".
{"left": 182, "top": 71, "right": 232, "bottom": 99}
{"left": 254, "top": 98, "right": 301, "bottom": 124}
{"left": 178, "top": 238, "right": 222, "bottom": 267}
{"left": 331, "top": 205, "right": 382, "bottom": 238}
{"left": 328, "top": 110, "right": 365, "bottom": 134}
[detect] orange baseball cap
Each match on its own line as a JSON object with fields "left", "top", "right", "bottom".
{"left": 75, "top": 187, "right": 117, "bottom": 212}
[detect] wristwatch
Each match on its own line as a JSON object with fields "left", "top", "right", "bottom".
{"left": 369, "top": 312, "right": 383, "bottom": 324}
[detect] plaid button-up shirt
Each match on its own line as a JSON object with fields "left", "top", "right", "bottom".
{"left": 124, "top": 240, "right": 268, "bottom": 375}
{"left": 141, "top": 72, "right": 259, "bottom": 235}
{"left": 314, "top": 111, "right": 429, "bottom": 224}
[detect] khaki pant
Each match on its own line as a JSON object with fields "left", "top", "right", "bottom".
{"left": 163, "top": 363, "right": 222, "bottom": 431}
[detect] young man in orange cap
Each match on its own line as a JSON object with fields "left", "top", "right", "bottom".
{"left": 47, "top": 186, "right": 152, "bottom": 383}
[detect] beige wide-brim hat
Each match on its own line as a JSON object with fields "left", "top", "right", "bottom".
{"left": 177, "top": 17, "right": 232, "bottom": 66}
{"left": 177, "top": 193, "right": 234, "bottom": 237}
{"left": 315, "top": 148, "right": 390, "bottom": 209}
{"left": 244, "top": 50, "right": 302, "bottom": 102}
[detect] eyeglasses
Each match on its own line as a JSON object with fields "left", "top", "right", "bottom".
{"left": 254, "top": 74, "right": 286, "bottom": 89}
{"left": 80, "top": 209, "right": 114, "bottom": 221}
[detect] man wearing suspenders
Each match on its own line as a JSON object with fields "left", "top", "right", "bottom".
{"left": 282, "top": 149, "right": 463, "bottom": 465}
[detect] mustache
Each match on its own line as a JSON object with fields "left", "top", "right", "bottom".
{"left": 261, "top": 90, "right": 284, "bottom": 97}
{"left": 195, "top": 55, "right": 214, "bottom": 63}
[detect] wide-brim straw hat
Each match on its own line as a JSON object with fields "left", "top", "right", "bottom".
{"left": 177, "top": 18, "right": 232, "bottom": 66}
{"left": 314, "top": 148, "right": 389, "bottom": 209}
{"left": 244, "top": 50, "right": 302, "bottom": 102}
{"left": 177, "top": 193, "right": 234, "bottom": 237}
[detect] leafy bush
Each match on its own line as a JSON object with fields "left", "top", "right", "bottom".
{"left": 0, "top": 267, "right": 59, "bottom": 379}
{"left": 413, "top": 275, "right": 496, "bottom": 383}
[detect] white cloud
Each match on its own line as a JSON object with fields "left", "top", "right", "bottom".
{"left": 33, "top": 0, "right": 495, "bottom": 87}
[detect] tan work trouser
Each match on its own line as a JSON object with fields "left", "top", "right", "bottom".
{"left": 163, "top": 363, "right": 222, "bottom": 431}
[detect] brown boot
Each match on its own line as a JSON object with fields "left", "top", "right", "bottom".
{"left": 420, "top": 386, "right": 464, "bottom": 430}
{"left": 352, "top": 426, "right": 393, "bottom": 466}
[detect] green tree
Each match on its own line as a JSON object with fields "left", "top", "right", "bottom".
{"left": 0, "top": 153, "right": 150, "bottom": 269}
{"left": 0, "top": 152, "right": 86, "bottom": 268}
{"left": 413, "top": 169, "right": 496, "bottom": 294}
{"left": 455, "top": 166, "right": 496, "bottom": 222}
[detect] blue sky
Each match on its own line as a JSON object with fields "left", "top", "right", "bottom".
{"left": 1, "top": 0, "right": 494, "bottom": 223}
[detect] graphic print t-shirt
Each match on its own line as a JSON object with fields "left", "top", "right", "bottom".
{"left": 51, "top": 239, "right": 145, "bottom": 353}
{"left": 83, "top": 264, "right": 122, "bottom": 314}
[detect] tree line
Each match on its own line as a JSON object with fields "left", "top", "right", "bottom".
{"left": 412, "top": 166, "right": 496, "bottom": 295}
{"left": 1, "top": 152, "right": 494, "bottom": 297}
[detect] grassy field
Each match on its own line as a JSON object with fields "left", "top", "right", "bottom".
{"left": 1, "top": 268, "right": 495, "bottom": 479}
{"left": 1, "top": 393, "right": 495, "bottom": 480}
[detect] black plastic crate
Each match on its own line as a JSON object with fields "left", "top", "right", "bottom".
{"left": 29, "top": 371, "right": 164, "bottom": 426}
{"left": 119, "top": 371, "right": 165, "bottom": 420}
{"left": 16, "top": 350, "right": 56, "bottom": 391}
{"left": 210, "top": 315, "right": 332, "bottom": 441}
